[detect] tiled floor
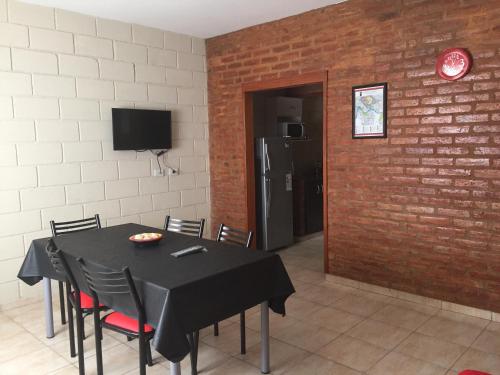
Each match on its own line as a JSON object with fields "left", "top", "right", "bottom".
{"left": 1, "top": 234, "right": 500, "bottom": 374}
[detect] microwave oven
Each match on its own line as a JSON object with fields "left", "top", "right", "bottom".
{"left": 279, "top": 122, "right": 305, "bottom": 138}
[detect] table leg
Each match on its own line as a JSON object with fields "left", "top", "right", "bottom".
{"left": 170, "top": 361, "right": 181, "bottom": 375}
{"left": 260, "top": 301, "right": 270, "bottom": 374}
{"left": 43, "top": 277, "right": 54, "bottom": 338}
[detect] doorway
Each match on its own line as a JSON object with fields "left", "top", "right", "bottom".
{"left": 242, "top": 72, "right": 328, "bottom": 273}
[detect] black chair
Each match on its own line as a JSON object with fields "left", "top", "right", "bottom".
{"left": 164, "top": 216, "right": 205, "bottom": 238}
{"left": 213, "top": 224, "right": 253, "bottom": 354}
{"left": 50, "top": 214, "right": 101, "bottom": 326}
{"left": 45, "top": 239, "right": 106, "bottom": 375}
{"left": 77, "top": 258, "right": 154, "bottom": 375}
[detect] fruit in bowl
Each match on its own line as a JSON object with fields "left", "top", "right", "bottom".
{"left": 129, "top": 232, "right": 163, "bottom": 243}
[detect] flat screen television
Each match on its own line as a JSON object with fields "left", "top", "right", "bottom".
{"left": 112, "top": 108, "right": 172, "bottom": 150}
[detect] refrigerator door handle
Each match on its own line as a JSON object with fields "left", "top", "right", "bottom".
{"left": 264, "top": 143, "right": 271, "bottom": 173}
{"left": 265, "top": 177, "right": 272, "bottom": 219}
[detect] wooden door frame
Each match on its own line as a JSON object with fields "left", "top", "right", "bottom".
{"left": 242, "top": 71, "right": 329, "bottom": 273}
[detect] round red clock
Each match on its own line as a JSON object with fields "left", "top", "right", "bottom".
{"left": 436, "top": 48, "right": 472, "bottom": 81}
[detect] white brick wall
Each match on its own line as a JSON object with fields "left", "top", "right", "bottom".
{"left": 0, "top": 0, "right": 209, "bottom": 305}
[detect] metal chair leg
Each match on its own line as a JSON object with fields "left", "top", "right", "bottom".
{"left": 75, "top": 307, "right": 85, "bottom": 375}
{"left": 240, "top": 311, "right": 246, "bottom": 355}
{"left": 194, "top": 331, "right": 199, "bottom": 373}
{"left": 213, "top": 322, "right": 219, "bottom": 336}
{"left": 139, "top": 335, "right": 146, "bottom": 375}
{"left": 59, "top": 281, "right": 66, "bottom": 325}
{"left": 146, "top": 341, "right": 153, "bottom": 367}
{"left": 67, "top": 294, "right": 76, "bottom": 358}
{"left": 93, "top": 309, "right": 103, "bottom": 375}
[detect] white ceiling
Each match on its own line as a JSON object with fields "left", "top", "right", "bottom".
{"left": 22, "top": 0, "right": 347, "bottom": 38}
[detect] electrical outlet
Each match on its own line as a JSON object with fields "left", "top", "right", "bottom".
{"left": 153, "top": 169, "right": 164, "bottom": 177}
{"left": 168, "top": 167, "right": 177, "bottom": 175}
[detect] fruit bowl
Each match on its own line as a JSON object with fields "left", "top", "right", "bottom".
{"left": 129, "top": 232, "right": 163, "bottom": 244}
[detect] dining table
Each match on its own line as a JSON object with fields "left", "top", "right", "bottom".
{"left": 17, "top": 223, "right": 295, "bottom": 374}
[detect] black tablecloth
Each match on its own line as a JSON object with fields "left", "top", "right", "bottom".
{"left": 17, "top": 224, "right": 294, "bottom": 362}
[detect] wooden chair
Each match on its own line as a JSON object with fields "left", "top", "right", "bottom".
{"left": 213, "top": 224, "right": 253, "bottom": 354}
{"left": 45, "top": 239, "right": 106, "bottom": 375}
{"left": 50, "top": 214, "right": 101, "bottom": 326}
{"left": 164, "top": 216, "right": 205, "bottom": 238}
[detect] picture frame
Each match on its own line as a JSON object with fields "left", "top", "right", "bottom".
{"left": 352, "top": 82, "right": 387, "bottom": 139}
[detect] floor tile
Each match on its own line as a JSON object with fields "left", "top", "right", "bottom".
{"left": 333, "top": 293, "right": 387, "bottom": 317}
{"left": 201, "top": 358, "right": 259, "bottom": 375}
{"left": 179, "top": 343, "right": 230, "bottom": 373}
{"left": 284, "top": 296, "right": 323, "bottom": 320}
{"left": 452, "top": 348, "right": 500, "bottom": 373}
{"left": 296, "top": 284, "right": 351, "bottom": 306}
{"left": 387, "top": 297, "right": 440, "bottom": 315}
{"left": 273, "top": 319, "right": 340, "bottom": 352}
{"left": 318, "top": 335, "right": 388, "bottom": 372}
{"left": 0, "top": 317, "right": 25, "bottom": 339}
{"left": 367, "top": 351, "right": 446, "bottom": 375}
{"left": 308, "top": 306, "right": 364, "bottom": 333}
{"left": 292, "top": 269, "right": 327, "bottom": 284}
{"left": 276, "top": 353, "right": 362, "bottom": 375}
{"left": 346, "top": 319, "right": 412, "bottom": 350}
{"left": 50, "top": 327, "right": 123, "bottom": 362}
{"left": 83, "top": 343, "right": 141, "bottom": 375}
{"left": 241, "top": 337, "right": 308, "bottom": 371}
{"left": 0, "top": 330, "right": 46, "bottom": 363}
{"left": 395, "top": 332, "right": 467, "bottom": 368}
{"left": 201, "top": 322, "right": 260, "bottom": 356}
{"left": 371, "top": 304, "right": 433, "bottom": 330}
{"left": 47, "top": 366, "right": 81, "bottom": 375}
{"left": 472, "top": 330, "right": 500, "bottom": 356}
{"left": 245, "top": 310, "right": 298, "bottom": 337}
{"left": 1, "top": 347, "right": 70, "bottom": 375}
{"left": 417, "top": 311, "right": 489, "bottom": 346}
{"left": 487, "top": 321, "right": 500, "bottom": 333}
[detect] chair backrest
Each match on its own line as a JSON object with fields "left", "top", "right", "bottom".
{"left": 77, "top": 258, "right": 145, "bottom": 323}
{"left": 45, "top": 238, "right": 80, "bottom": 292}
{"left": 216, "top": 224, "right": 253, "bottom": 248}
{"left": 164, "top": 216, "right": 205, "bottom": 238}
{"left": 50, "top": 214, "right": 101, "bottom": 237}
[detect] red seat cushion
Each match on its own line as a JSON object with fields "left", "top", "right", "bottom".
{"left": 459, "top": 371, "right": 491, "bottom": 375}
{"left": 103, "top": 312, "right": 154, "bottom": 333}
{"left": 71, "top": 291, "right": 104, "bottom": 309}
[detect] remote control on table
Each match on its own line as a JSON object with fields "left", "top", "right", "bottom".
{"left": 171, "top": 245, "right": 207, "bottom": 258}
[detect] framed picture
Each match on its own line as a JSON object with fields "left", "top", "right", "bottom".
{"left": 352, "top": 82, "right": 387, "bottom": 139}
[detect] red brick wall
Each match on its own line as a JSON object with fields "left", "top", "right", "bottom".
{"left": 207, "top": 0, "right": 500, "bottom": 312}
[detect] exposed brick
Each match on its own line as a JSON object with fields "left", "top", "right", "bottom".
{"left": 437, "top": 126, "right": 470, "bottom": 134}
{"left": 407, "top": 107, "right": 436, "bottom": 116}
{"left": 207, "top": 0, "right": 500, "bottom": 314}
{"left": 456, "top": 114, "right": 489, "bottom": 123}
{"left": 456, "top": 158, "right": 490, "bottom": 167}
{"left": 455, "top": 93, "right": 490, "bottom": 103}
{"left": 438, "top": 105, "right": 472, "bottom": 114}
{"left": 474, "top": 170, "right": 500, "bottom": 179}
{"left": 421, "top": 137, "right": 452, "bottom": 144}
{"left": 421, "top": 116, "right": 452, "bottom": 124}
{"left": 476, "top": 103, "right": 500, "bottom": 111}
{"left": 437, "top": 147, "right": 469, "bottom": 155}
{"left": 455, "top": 136, "right": 489, "bottom": 144}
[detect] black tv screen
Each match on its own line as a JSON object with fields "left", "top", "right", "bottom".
{"left": 112, "top": 108, "right": 172, "bottom": 150}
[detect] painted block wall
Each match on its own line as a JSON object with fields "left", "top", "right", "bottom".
{"left": 0, "top": 0, "right": 209, "bottom": 304}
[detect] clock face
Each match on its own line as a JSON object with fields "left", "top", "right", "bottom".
{"left": 436, "top": 48, "right": 472, "bottom": 81}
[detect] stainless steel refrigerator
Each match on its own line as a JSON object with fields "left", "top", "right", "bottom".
{"left": 255, "top": 137, "right": 294, "bottom": 251}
